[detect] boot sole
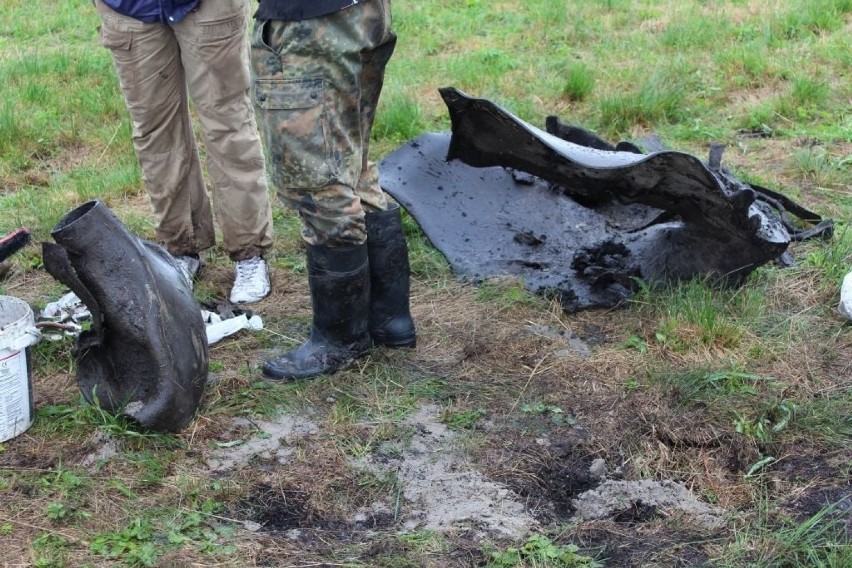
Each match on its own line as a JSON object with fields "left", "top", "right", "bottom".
{"left": 372, "top": 334, "right": 417, "bottom": 349}
{"left": 262, "top": 360, "right": 335, "bottom": 381}
{"left": 262, "top": 367, "right": 320, "bottom": 381}
{"left": 261, "top": 345, "right": 371, "bottom": 381}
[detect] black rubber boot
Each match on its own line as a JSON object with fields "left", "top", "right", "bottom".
{"left": 262, "top": 244, "right": 371, "bottom": 380}
{"left": 366, "top": 203, "right": 416, "bottom": 348}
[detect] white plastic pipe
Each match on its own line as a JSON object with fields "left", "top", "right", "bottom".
{"left": 205, "top": 313, "right": 263, "bottom": 345}
{"left": 839, "top": 270, "right": 852, "bottom": 320}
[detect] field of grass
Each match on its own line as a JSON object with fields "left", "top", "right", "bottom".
{"left": 1, "top": 0, "right": 850, "bottom": 566}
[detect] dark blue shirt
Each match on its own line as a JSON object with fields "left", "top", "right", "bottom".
{"left": 255, "top": 0, "right": 359, "bottom": 21}
{"left": 101, "top": 0, "right": 201, "bottom": 24}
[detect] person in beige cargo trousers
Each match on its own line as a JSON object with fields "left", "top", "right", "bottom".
{"left": 93, "top": 0, "right": 274, "bottom": 304}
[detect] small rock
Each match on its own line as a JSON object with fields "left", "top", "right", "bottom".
{"left": 589, "top": 458, "right": 607, "bottom": 480}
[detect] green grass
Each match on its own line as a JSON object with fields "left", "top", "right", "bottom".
{"left": 715, "top": 46, "right": 773, "bottom": 88}
{"left": 775, "top": 0, "right": 852, "bottom": 39}
{"left": 795, "top": 392, "right": 852, "bottom": 444}
{"left": 372, "top": 93, "right": 428, "bottom": 144}
{"left": 792, "top": 147, "right": 850, "bottom": 189}
{"left": 720, "top": 498, "right": 852, "bottom": 567}
{"left": 630, "top": 277, "right": 770, "bottom": 351}
{"left": 33, "top": 399, "right": 184, "bottom": 449}
{"left": 476, "top": 279, "right": 550, "bottom": 311}
{"left": 486, "top": 534, "right": 602, "bottom": 567}
{"left": 597, "top": 67, "right": 689, "bottom": 133}
{"left": 660, "top": 15, "right": 732, "bottom": 49}
{"left": 560, "top": 62, "right": 596, "bottom": 102}
{"left": 803, "top": 228, "right": 852, "bottom": 284}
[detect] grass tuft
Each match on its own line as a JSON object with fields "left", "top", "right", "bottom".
{"left": 597, "top": 69, "right": 687, "bottom": 134}
{"left": 373, "top": 93, "right": 428, "bottom": 143}
{"left": 561, "top": 62, "right": 595, "bottom": 102}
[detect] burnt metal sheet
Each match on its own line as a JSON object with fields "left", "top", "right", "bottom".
{"left": 378, "top": 88, "right": 831, "bottom": 312}
{"left": 43, "top": 201, "right": 208, "bottom": 432}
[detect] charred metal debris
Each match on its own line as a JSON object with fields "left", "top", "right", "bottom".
{"left": 379, "top": 88, "right": 833, "bottom": 312}
{"left": 43, "top": 201, "right": 208, "bottom": 432}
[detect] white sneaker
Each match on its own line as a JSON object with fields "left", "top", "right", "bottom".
{"left": 230, "top": 256, "right": 270, "bottom": 304}
{"left": 174, "top": 255, "right": 201, "bottom": 289}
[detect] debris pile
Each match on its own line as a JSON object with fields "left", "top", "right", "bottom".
{"left": 379, "top": 88, "right": 833, "bottom": 312}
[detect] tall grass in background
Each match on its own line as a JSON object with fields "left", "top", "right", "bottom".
{"left": 0, "top": 0, "right": 137, "bottom": 238}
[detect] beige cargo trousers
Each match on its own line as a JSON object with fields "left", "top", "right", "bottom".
{"left": 94, "top": 0, "right": 273, "bottom": 261}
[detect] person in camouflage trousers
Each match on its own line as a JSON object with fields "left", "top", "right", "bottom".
{"left": 251, "top": 0, "right": 416, "bottom": 381}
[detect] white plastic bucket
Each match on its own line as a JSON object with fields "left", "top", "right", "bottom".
{"left": 0, "top": 296, "right": 41, "bottom": 442}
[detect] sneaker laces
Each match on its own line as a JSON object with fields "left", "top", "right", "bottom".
{"left": 233, "top": 256, "right": 269, "bottom": 297}
{"left": 231, "top": 257, "right": 270, "bottom": 304}
{"left": 234, "top": 257, "right": 267, "bottom": 292}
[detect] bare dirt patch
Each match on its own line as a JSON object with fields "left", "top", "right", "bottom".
{"left": 572, "top": 479, "right": 725, "bottom": 529}
{"left": 205, "top": 415, "right": 321, "bottom": 473}
{"left": 359, "top": 404, "right": 539, "bottom": 539}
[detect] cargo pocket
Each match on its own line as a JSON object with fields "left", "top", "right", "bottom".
{"left": 254, "top": 77, "right": 335, "bottom": 188}
{"left": 195, "top": 9, "right": 244, "bottom": 44}
{"left": 98, "top": 25, "right": 131, "bottom": 51}
{"left": 97, "top": 25, "right": 137, "bottom": 89}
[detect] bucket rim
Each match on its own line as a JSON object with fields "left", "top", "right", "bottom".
{"left": 0, "top": 295, "right": 38, "bottom": 351}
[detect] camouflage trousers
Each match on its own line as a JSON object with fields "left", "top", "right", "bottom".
{"left": 250, "top": 0, "right": 396, "bottom": 247}
{"left": 94, "top": 0, "right": 274, "bottom": 261}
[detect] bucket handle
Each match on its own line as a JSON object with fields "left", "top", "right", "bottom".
{"left": 7, "top": 328, "right": 42, "bottom": 351}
